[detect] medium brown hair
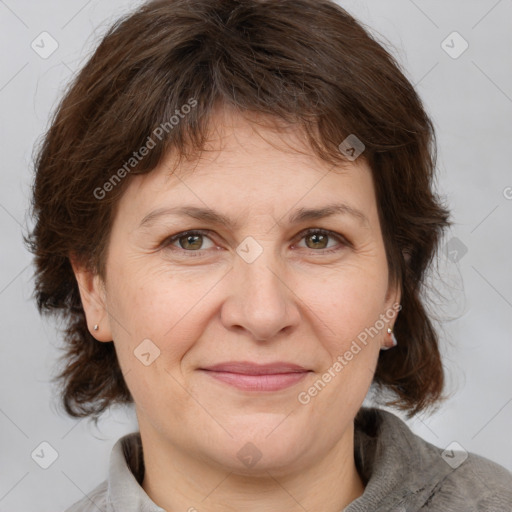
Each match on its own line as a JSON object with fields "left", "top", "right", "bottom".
{"left": 26, "top": 0, "right": 451, "bottom": 421}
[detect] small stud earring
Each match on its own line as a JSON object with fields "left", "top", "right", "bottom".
{"left": 93, "top": 324, "right": 99, "bottom": 331}
{"left": 381, "top": 327, "right": 398, "bottom": 350}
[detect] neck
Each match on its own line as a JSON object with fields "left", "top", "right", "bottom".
{"left": 140, "top": 422, "right": 365, "bottom": 512}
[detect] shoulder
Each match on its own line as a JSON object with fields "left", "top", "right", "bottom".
{"left": 427, "top": 450, "right": 512, "bottom": 511}
{"left": 64, "top": 480, "right": 108, "bottom": 512}
{"left": 354, "top": 407, "right": 512, "bottom": 511}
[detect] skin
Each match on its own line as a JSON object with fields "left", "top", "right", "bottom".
{"left": 72, "top": 106, "right": 401, "bottom": 512}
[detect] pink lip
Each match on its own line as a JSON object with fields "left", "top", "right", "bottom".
{"left": 199, "top": 361, "right": 311, "bottom": 391}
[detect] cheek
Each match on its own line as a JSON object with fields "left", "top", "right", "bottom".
{"left": 298, "top": 274, "right": 387, "bottom": 410}
{"left": 105, "top": 259, "right": 233, "bottom": 401}
{"left": 106, "top": 266, "right": 207, "bottom": 423}
{"left": 108, "top": 256, "right": 213, "bottom": 339}
{"left": 299, "top": 258, "right": 390, "bottom": 344}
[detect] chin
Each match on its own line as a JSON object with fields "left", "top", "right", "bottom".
{"left": 207, "top": 417, "right": 312, "bottom": 476}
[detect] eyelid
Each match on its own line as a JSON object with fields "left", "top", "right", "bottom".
{"left": 294, "top": 227, "right": 351, "bottom": 250}
{"left": 161, "top": 229, "right": 216, "bottom": 251}
{"left": 161, "top": 227, "right": 351, "bottom": 255}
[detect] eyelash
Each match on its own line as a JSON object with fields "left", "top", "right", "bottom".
{"left": 161, "top": 228, "right": 350, "bottom": 257}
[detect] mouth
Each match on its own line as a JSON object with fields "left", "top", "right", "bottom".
{"left": 199, "top": 361, "right": 312, "bottom": 392}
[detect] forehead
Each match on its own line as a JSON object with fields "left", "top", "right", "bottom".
{"left": 116, "top": 108, "right": 377, "bottom": 227}
{"left": 167, "top": 107, "right": 345, "bottom": 177}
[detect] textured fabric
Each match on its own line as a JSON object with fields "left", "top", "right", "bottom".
{"left": 65, "top": 407, "right": 512, "bottom": 511}
{"left": 346, "top": 408, "right": 512, "bottom": 511}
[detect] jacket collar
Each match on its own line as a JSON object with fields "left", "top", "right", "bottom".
{"left": 106, "top": 432, "right": 164, "bottom": 512}
{"left": 345, "top": 407, "right": 455, "bottom": 511}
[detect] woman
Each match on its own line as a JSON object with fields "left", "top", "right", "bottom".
{"left": 27, "top": 0, "right": 512, "bottom": 510}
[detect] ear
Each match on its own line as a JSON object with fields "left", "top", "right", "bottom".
{"left": 381, "top": 275, "right": 402, "bottom": 349}
{"left": 385, "top": 278, "right": 402, "bottom": 314}
{"left": 69, "top": 253, "right": 113, "bottom": 342}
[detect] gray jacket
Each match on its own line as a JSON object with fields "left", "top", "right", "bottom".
{"left": 65, "top": 407, "right": 512, "bottom": 511}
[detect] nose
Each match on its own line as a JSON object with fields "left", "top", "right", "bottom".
{"left": 220, "top": 248, "right": 301, "bottom": 342}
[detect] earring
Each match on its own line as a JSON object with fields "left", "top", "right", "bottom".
{"left": 381, "top": 327, "right": 398, "bottom": 350}
{"left": 93, "top": 324, "right": 99, "bottom": 331}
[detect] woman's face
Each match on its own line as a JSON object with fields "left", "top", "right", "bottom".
{"left": 78, "top": 108, "right": 400, "bottom": 475}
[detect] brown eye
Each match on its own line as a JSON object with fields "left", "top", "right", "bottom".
{"left": 163, "top": 230, "right": 216, "bottom": 254}
{"left": 177, "top": 233, "right": 204, "bottom": 250}
{"left": 304, "top": 232, "right": 329, "bottom": 250}
{"left": 296, "top": 228, "right": 348, "bottom": 254}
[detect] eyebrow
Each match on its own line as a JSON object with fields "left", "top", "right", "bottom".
{"left": 138, "top": 202, "right": 370, "bottom": 230}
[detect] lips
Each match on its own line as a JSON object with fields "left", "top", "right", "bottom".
{"left": 199, "top": 361, "right": 311, "bottom": 391}
{"left": 201, "top": 361, "right": 310, "bottom": 374}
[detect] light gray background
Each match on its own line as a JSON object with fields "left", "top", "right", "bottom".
{"left": 1, "top": 0, "right": 511, "bottom": 510}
